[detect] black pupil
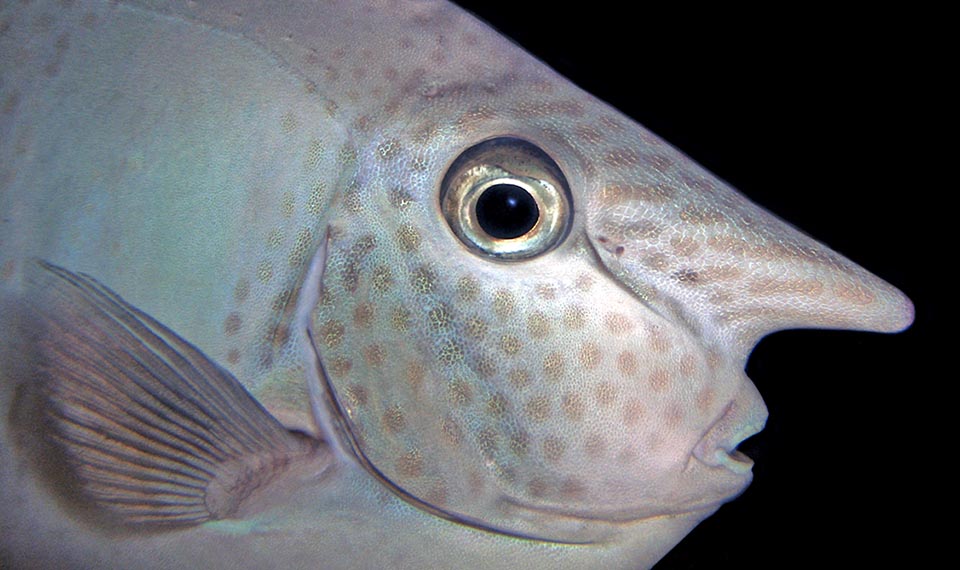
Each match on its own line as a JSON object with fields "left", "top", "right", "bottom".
{"left": 475, "top": 184, "right": 539, "bottom": 239}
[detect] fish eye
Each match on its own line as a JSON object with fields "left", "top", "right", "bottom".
{"left": 441, "top": 137, "right": 572, "bottom": 259}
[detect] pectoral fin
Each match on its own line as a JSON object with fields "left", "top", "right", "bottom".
{"left": 29, "top": 262, "right": 323, "bottom": 527}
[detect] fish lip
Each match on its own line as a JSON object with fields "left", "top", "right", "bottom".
{"left": 692, "top": 399, "right": 767, "bottom": 475}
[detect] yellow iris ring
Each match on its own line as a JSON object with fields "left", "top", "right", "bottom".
{"left": 440, "top": 137, "right": 572, "bottom": 260}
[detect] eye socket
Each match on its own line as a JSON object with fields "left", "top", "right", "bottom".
{"left": 440, "top": 137, "right": 572, "bottom": 260}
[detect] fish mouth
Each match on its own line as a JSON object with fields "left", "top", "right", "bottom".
{"left": 692, "top": 394, "right": 768, "bottom": 475}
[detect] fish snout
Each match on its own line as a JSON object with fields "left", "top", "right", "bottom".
{"left": 584, "top": 180, "right": 914, "bottom": 353}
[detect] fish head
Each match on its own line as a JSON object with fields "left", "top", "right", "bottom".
{"left": 306, "top": 8, "right": 913, "bottom": 546}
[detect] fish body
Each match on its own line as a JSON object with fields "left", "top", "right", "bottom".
{"left": 0, "top": 1, "right": 913, "bottom": 569}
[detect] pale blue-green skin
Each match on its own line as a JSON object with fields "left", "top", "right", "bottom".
{"left": 0, "top": 1, "right": 913, "bottom": 568}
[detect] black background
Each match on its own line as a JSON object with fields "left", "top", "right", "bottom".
{"left": 455, "top": 2, "right": 939, "bottom": 568}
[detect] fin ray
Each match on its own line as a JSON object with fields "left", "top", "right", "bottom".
{"left": 30, "top": 261, "right": 320, "bottom": 527}
{"left": 44, "top": 263, "right": 279, "bottom": 451}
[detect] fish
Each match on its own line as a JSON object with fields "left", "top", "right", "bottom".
{"left": 0, "top": 1, "right": 914, "bottom": 569}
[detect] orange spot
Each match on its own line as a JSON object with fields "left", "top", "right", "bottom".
{"left": 578, "top": 343, "right": 602, "bottom": 369}
{"left": 595, "top": 383, "right": 618, "bottom": 407}
{"left": 345, "top": 385, "right": 369, "bottom": 407}
{"left": 834, "top": 280, "right": 877, "bottom": 305}
{"left": 543, "top": 436, "right": 567, "bottom": 463}
{"left": 513, "top": 100, "right": 584, "bottom": 118}
{"left": 575, "top": 125, "right": 604, "bottom": 144}
{"left": 396, "top": 223, "right": 421, "bottom": 252}
{"left": 648, "top": 368, "right": 671, "bottom": 393}
{"left": 706, "top": 349, "right": 722, "bottom": 371}
{"left": 406, "top": 361, "right": 426, "bottom": 394}
{"left": 427, "top": 305, "right": 451, "bottom": 331}
{"left": 499, "top": 335, "right": 522, "bottom": 355}
{"left": 598, "top": 182, "right": 674, "bottom": 206}
{"left": 437, "top": 339, "right": 464, "bottom": 364}
{"left": 543, "top": 352, "right": 565, "bottom": 381}
{"left": 396, "top": 449, "right": 423, "bottom": 478}
{"left": 536, "top": 283, "right": 558, "bottom": 300}
{"left": 508, "top": 369, "right": 531, "bottom": 388}
{"left": 320, "top": 320, "right": 344, "bottom": 348}
{"left": 527, "top": 312, "right": 552, "bottom": 339}
{"left": 679, "top": 203, "right": 726, "bottom": 225}
{"left": 563, "top": 305, "right": 586, "bottom": 329}
{"left": 700, "top": 265, "right": 744, "bottom": 283}
{"left": 599, "top": 115, "right": 624, "bottom": 131}
{"left": 426, "top": 481, "right": 448, "bottom": 506}
{"left": 383, "top": 405, "right": 405, "bottom": 433}
{"left": 617, "top": 351, "right": 639, "bottom": 377}
{"left": 492, "top": 289, "right": 515, "bottom": 318}
{"left": 527, "top": 477, "right": 549, "bottom": 498}
{"left": 622, "top": 399, "right": 645, "bottom": 426}
{"left": 647, "top": 327, "right": 671, "bottom": 353}
{"left": 441, "top": 416, "right": 463, "bottom": 446}
{"left": 476, "top": 354, "right": 498, "bottom": 378}
{"left": 329, "top": 357, "right": 352, "bottom": 377}
{"left": 271, "top": 289, "right": 293, "bottom": 312}
{"left": 561, "top": 477, "right": 586, "bottom": 500}
{"left": 696, "top": 387, "right": 715, "bottom": 413}
{"left": 604, "top": 148, "right": 643, "bottom": 167}
{"left": 363, "top": 344, "right": 386, "bottom": 367}
{"left": 679, "top": 354, "right": 699, "bottom": 377}
{"left": 584, "top": 432, "right": 606, "bottom": 458}
{"left": 561, "top": 393, "right": 585, "bottom": 421}
{"left": 575, "top": 273, "right": 594, "bottom": 291}
{"left": 750, "top": 277, "right": 824, "bottom": 296}
{"left": 642, "top": 253, "right": 669, "bottom": 271}
{"left": 486, "top": 393, "right": 509, "bottom": 417}
{"left": 509, "top": 429, "right": 530, "bottom": 457}
{"left": 233, "top": 279, "right": 250, "bottom": 302}
{"left": 525, "top": 395, "right": 551, "bottom": 422}
{"left": 268, "top": 324, "right": 290, "bottom": 349}
{"left": 391, "top": 307, "right": 411, "bottom": 331}
{"left": 477, "top": 428, "right": 498, "bottom": 458}
{"left": 447, "top": 379, "right": 473, "bottom": 406}
{"left": 673, "top": 268, "right": 700, "bottom": 285}
{"left": 605, "top": 313, "right": 634, "bottom": 334}
{"left": 465, "top": 316, "right": 487, "bottom": 339}
{"left": 670, "top": 236, "right": 700, "bottom": 257}
{"left": 411, "top": 266, "right": 437, "bottom": 295}
{"left": 664, "top": 404, "right": 685, "bottom": 428}
{"left": 353, "top": 303, "right": 375, "bottom": 328}
{"left": 388, "top": 188, "right": 415, "bottom": 210}
{"left": 223, "top": 313, "right": 242, "bottom": 336}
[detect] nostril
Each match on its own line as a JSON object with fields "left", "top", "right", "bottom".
{"left": 593, "top": 235, "right": 626, "bottom": 256}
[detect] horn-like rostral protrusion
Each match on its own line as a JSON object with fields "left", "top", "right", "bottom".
{"left": 587, "top": 175, "right": 914, "bottom": 355}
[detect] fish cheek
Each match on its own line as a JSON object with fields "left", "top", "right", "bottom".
{"left": 313, "top": 216, "right": 732, "bottom": 531}
{"left": 463, "top": 276, "right": 733, "bottom": 518}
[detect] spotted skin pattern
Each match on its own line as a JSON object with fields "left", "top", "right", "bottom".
{"left": 0, "top": 1, "right": 913, "bottom": 568}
